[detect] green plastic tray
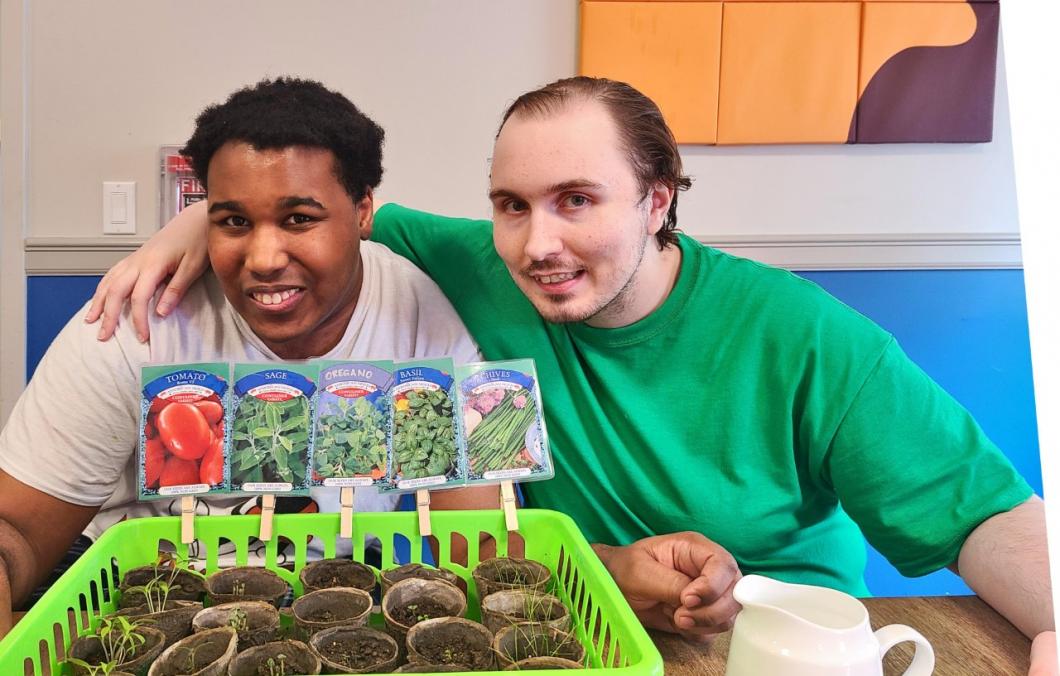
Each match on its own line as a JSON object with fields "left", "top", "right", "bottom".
{"left": 1, "top": 509, "right": 663, "bottom": 675}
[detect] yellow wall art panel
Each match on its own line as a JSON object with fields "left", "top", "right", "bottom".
{"left": 717, "top": 2, "right": 861, "bottom": 144}
{"left": 579, "top": 0, "right": 999, "bottom": 145}
{"left": 580, "top": 1, "right": 723, "bottom": 144}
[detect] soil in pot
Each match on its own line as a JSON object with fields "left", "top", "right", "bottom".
{"left": 492, "top": 622, "right": 586, "bottom": 669}
{"left": 116, "top": 600, "right": 203, "bottom": 648}
{"left": 291, "top": 587, "right": 372, "bottom": 638}
{"left": 147, "top": 626, "right": 237, "bottom": 676}
{"left": 480, "top": 590, "right": 569, "bottom": 635}
{"left": 191, "top": 600, "right": 280, "bottom": 652}
{"left": 382, "top": 578, "right": 466, "bottom": 633}
{"left": 298, "top": 559, "right": 376, "bottom": 594}
{"left": 204, "top": 566, "right": 289, "bottom": 607}
{"left": 380, "top": 563, "right": 461, "bottom": 595}
{"left": 119, "top": 566, "right": 207, "bottom": 608}
{"left": 406, "top": 617, "right": 494, "bottom": 671}
{"left": 308, "top": 626, "right": 399, "bottom": 673}
{"left": 392, "top": 665, "right": 469, "bottom": 673}
{"left": 504, "top": 656, "right": 585, "bottom": 670}
{"left": 68, "top": 624, "right": 167, "bottom": 676}
{"left": 227, "top": 640, "right": 321, "bottom": 676}
{"left": 472, "top": 558, "right": 550, "bottom": 601}
{"left": 389, "top": 598, "right": 455, "bottom": 627}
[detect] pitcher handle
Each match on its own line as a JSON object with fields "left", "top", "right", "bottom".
{"left": 875, "top": 623, "right": 936, "bottom": 676}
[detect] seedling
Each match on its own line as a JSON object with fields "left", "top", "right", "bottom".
{"left": 228, "top": 607, "right": 249, "bottom": 632}
{"left": 508, "top": 622, "right": 580, "bottom": 663}
{"left": 266, "top": 653, "right": 288, "bottom": 676}
{"left": 87, "top": 615, "right": 147, "bottom": 667}
{"left": 231, "top": 581, "right": 246, "bottom": 597}
{"left": 124, "top": 551, "right": 204, "bottom": 611}
{"left": 63, "top": 658, "right": 119, "bottom": 676}
{"left": 123, "top": 578, "right": 171, "bottom": 614}
{"left": 174, "top": 643, "right": 210, "bottom": 672}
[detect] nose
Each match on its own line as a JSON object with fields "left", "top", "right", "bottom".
{"left": 523, "top": 209, "right": 564, "bottom": 262}
{"left": 244, "top": 225, "right": 290, "bottom": 278}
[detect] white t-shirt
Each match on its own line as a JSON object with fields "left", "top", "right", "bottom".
{"left": 0, "top": 240, "right": 480, "bottom": 549}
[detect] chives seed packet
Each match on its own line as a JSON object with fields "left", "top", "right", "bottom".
{"left": 139, "top": 363, "right": 229, "bottom": 499}
{"left": 230, "top": 362, "right": 317, "bottom": 495}
{"left": 311, "top": 360, "right": 393, "bottom": 488}
{"left": 458, "top": 359, "right": 554, "bottom": 484}
{"left": 385, "top": 358, "right": 465, "bottom": 492}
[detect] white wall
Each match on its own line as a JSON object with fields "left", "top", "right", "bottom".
{"left": 1, "top": 0, "right": 1024, "bottom": 419}
{"left": 20, "top": 0, "right": 1019, "bottom": 267}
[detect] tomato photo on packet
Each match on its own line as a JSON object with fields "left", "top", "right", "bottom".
{"left": 140, "top": 364, "right": 230, "bottom": 498}
{"left": 144, "top": 392, "right": 226, "bottom": 489}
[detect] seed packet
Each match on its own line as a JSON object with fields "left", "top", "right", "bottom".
{"left": 311, "top": 360, "right": 393, "bottom": 488}
{"left": 458, "top": 359, "right": 554, "bottom": 484}
{"left": 230, "top": 362, "right": 317, "bottom": 495}
{"left": 139, "top": 363, "right": 229, "bottom": 499}
{"left": 385, "top": 358, "right": 465, "bottom": 492}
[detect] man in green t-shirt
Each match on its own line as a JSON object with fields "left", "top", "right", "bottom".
{"left": 87, "top": 77, "right": 1052, "bottom": 656}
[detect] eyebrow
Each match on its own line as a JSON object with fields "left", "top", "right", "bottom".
{"left": 279, "top": 196, "right": 325, "bottom": 210}
{"left": 208, "top": 200, "right": 243, "bottom": 214}
{"left": 488, "top": 179, "right": 605, "bottom": 202}
{"left": 207, "top": 196, "right": 325, "bottom": 213}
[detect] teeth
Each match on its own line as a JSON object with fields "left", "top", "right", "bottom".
{"left": 252, "top": 289, "right": 298, "bottom": 306}
{"left": 538, "top": 273, "right": 576, "bottom": 284}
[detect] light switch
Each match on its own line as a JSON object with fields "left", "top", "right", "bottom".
{"left": 103, "top": 181, "right": 136, "bottom": 234}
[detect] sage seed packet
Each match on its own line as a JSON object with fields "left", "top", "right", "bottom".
{"left": 311, "top": 360, "right": 393, "bottom": 488}
{"left": 384, "top": 358, "right": 466, "bottom": 492}
{"left": 139, "top": 363, "right": 230, "bottom": 500}
{"left": 458, "top": 360, "right": 554, "bottom": 485}
{"left": 231, "top": 362, "right": 317, "bottom": 495}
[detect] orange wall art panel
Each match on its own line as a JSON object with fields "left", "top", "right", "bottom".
{"left": 579, "top": 0, "right": 1000, "bottom": 145}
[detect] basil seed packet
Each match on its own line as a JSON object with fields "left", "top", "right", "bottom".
{"left": 231, "top": 362, "right": 317, "bottom": 495}
{"left": 311, "top": 360, "right": 393, "bottom": 488}
{"left": 458, "top": 359, "right": 554, "bottom": 485}
{"left": 384, "top": 358, "right": 466, "bottom": 492}
{"left": 139, "top": 363, "right": 230, "bottom": 500}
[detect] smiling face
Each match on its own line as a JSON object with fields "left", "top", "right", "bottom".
{"left": 206, "top": 142, "right": 372, "bottom": 358}
{"left": 489, "top": 100, "right": 677, "bottom": 327}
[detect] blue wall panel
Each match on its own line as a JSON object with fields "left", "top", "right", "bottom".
{"left": 26, "top": 276, "right": 103, "bottom": 380}
{"left": 26, "top": 270, "right": 1042, "bottom": 598}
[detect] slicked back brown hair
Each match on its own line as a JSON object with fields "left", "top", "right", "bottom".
{"left": 497, "top": 76, "right": 692, "bottom": 249}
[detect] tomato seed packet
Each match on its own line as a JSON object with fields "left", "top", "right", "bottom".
{"left": 458, "top": 359, "right": 554, "bottom": 485}
{"left": 384, "top": 358, "right": 465, "bottom": 492}
{"left": 311, "top": 360, "right": 393, "bottom": 488}
{"left": 139, "top": 363, "right": 229, "bottom": 500}
{"left": 231, "top": 362, "right": 317, "bottom": 496}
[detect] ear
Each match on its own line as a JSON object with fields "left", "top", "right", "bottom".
{"left": 644, "top": 181, "right": 675, "bottom": 237}
{"left": 356, "top": 188, "right": 374, "bottom": 240}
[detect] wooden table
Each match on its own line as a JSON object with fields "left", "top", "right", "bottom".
{"left": 653, "top": 595, "right": 1031, "bottom": 675}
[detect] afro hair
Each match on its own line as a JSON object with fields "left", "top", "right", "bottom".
{"left": 180, "top": 77, "right": 384, "bottom": 201}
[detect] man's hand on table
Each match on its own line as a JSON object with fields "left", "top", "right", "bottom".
{"left": 592, "top": 532, "right": 741, "bottom": 644}
{"left": 1030, "top": 631, "right": 1058, "bottom": 676}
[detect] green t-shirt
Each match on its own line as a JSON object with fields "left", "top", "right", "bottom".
{"left": 372, "top": 203, "right": 1033, "bottom": 595}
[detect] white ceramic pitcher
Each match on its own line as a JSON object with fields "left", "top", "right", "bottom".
{"left": 724, "top": 574, "right": 935, "bottom": 676}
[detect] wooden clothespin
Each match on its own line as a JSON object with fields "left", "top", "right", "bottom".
{"left": 259, "top": 494, "right": 276, "bottom": 541}
{"left": 339, "top": 487, "right": 354, "bottom": 539}
{"left": 416, "top": 489, "right": 432, "bottom": 537}
{"left": 180, "top": 496, "right": 196, "bottom": 544}
{"left": 500, "top": 480, "right": 519, "bottom": 532}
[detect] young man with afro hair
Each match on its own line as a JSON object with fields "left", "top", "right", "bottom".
{"left": 0, "top": 78, "right": 481, "bottom": 633}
